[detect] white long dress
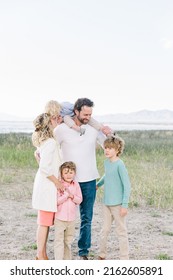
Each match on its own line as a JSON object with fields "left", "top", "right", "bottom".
{"left": 32, "top": 138, "right": 62, "bottom": 212}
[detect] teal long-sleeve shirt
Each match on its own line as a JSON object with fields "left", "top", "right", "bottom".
{"left": 97, "top": 158, "right": 131, "bottom": 208}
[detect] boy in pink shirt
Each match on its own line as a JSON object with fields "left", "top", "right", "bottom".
{"left": 54, "top": 161, "right": 82, "bottom": 260}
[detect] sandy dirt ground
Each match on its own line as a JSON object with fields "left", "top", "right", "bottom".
{"left": 0, "top": 196, "right": 173, "bottom": 260}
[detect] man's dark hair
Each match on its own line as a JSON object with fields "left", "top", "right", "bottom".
{"left": 74, "top": 98, "right": 94, "bottom": 112}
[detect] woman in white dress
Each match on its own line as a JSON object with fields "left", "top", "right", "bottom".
{"left": 32, "top": 112, "right": 63, "bottom": 260}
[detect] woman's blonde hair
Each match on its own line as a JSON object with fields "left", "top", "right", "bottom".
{"left": 44, "top": 100, "right": 61, "bottom": 118}
{"left": 32, "top": 113, "right": 53, "bottom": 147}
{"left": 104, "top": 132, "right": 125, "bottom": 156}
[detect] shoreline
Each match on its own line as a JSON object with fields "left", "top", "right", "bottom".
{"left": 1, "top": 127, "right": 173, "bottom": 134}
{"left": 1, "top": 120, "right": 173, "bottom": 134}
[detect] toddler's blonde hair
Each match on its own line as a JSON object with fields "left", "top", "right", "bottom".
{"left": 44, "top": 100, "right": 61, "bottom": 118}
{"left": 32, "top": 113, "right": 53, "bottom": 147}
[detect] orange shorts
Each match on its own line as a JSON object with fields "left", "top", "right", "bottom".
{"left": 37, "top": 210, "right": 55, "bottom": 226}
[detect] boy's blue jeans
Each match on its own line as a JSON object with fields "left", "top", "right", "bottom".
{"left": 78, "top": 180, "right": 96, "bottom": 256}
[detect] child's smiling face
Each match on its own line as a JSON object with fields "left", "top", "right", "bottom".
{"left": 62, "top": 168, "right": 75, "bottom": 183}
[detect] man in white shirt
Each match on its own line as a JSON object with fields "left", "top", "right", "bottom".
{"left": 54, "top": 98, "right": 111, "bottom": 259}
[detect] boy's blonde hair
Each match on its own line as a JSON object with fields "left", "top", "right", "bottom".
{"left": 104, "top": 133, "right": 125, "bottom": 156}
{"left": 44, "top": 100, "right": 62, "bottom": 118}
{"left": 32, "top": 113, "right": 53, "bottom": 147}
{"left": 59, "top": 161, "right": 76, "bottom": 177}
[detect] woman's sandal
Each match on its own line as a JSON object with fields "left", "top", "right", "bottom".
{"left": 35, "top": 256, "right": 49, "bottom": 260}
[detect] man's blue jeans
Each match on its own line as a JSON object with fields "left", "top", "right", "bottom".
{"left": 78, "top": 180, "right": 96, "bottom": 256}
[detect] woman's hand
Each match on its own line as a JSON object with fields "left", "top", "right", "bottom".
{"left": 55, "top": 181, "right": 64, "bottom": 191}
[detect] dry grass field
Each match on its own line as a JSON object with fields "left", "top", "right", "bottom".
{"left": 0, "top": 131, "right": 173, "bottom": 260}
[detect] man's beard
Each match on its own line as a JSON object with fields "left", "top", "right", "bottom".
{"left": 77, "top": 116, "right": 89, "bottom": 125}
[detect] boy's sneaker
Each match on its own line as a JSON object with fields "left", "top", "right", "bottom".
{"left": 80, "top": 255, "right": 88, "bottom": 260}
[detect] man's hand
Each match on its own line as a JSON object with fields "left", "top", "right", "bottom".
{"left": 101, "top": 125, "right": 112, "bottom": 136}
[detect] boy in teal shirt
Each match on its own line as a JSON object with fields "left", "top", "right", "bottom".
{"left": 97, "top": 133, "right": 131, "bottom": 260}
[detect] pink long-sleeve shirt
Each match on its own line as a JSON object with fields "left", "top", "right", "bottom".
{"left": 55, "top": 180, "right": 82, "bottom": 222}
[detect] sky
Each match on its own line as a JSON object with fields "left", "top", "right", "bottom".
{"left": 0, "top": 0, "right": 173, "bottom": 119}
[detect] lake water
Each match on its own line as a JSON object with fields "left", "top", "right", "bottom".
{"left": 1, "top": 120, "right": 173, "bottom": 133}
{"left": 0, "top": 121, "right": 34, "bottom": 133}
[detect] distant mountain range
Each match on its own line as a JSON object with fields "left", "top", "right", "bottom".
{"left": 95, "top": 109, "right": 173, "bottom": 124}
{"left": 1, "top": 110, "right": 173, "bottom": 124}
